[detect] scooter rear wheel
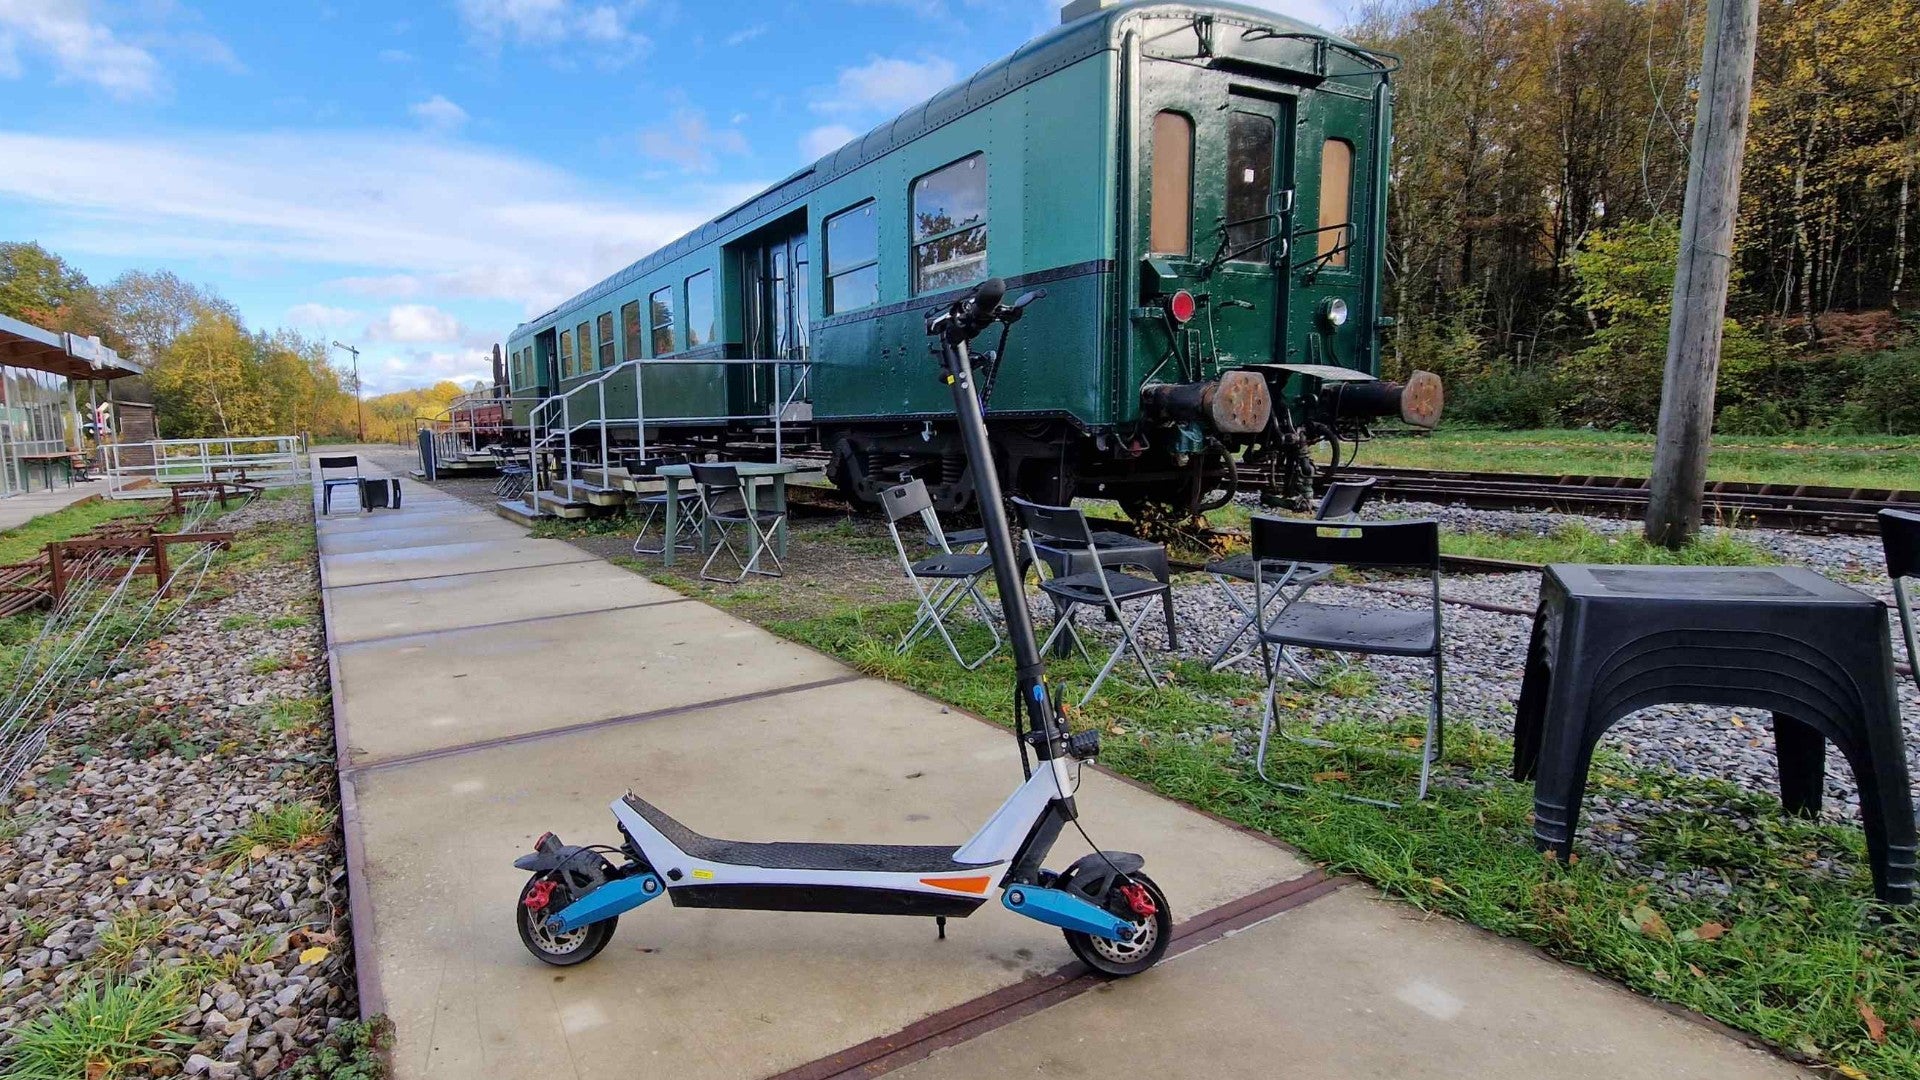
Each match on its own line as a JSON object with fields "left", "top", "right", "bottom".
{"left": 516, "top": 874, "right": 617, "bottom": 966}
{"left": 1063, "top": 871, "right": 1172, "bottom": 976}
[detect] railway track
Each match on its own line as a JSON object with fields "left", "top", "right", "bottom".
{"left": 1320, "top": 465, "right": 1920, "bottom": 535}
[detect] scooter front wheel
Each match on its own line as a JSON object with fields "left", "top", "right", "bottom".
{"left": 516, "top": 874, "right": 617, "bottom": 966}
{"left": 1064, "top": 871, "right": 1172, "bottom": 976}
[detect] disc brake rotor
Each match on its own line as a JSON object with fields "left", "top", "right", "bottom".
{"left": 1087, "top": 915, "right": 1158, "bottom": 965}
{"left": 527, "top": 892, "right": 590, "bottom": 954}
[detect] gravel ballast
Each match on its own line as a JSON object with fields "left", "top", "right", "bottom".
{"left": 0, "top": 492, "right": 354, "bottom": 1078}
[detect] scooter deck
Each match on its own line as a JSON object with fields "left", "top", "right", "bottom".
{"left": 622, "top": 794, "right": 994, "bottom": 874}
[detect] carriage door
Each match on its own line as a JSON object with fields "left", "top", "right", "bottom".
{"left": 743, "top": 228, "right": 811, "bottom": 416}
{"left": 1199, "top": 92, "right": 1293, "bottom": 369}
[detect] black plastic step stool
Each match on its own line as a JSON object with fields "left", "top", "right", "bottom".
{"left": 1512, "top": 563, "right": 1915, "bottom": 904}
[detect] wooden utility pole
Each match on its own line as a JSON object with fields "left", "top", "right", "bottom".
{"left": 1645, "top": 0, "right": 1759, "bottom": 548}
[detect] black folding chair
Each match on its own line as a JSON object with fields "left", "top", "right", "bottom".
{"left": 318, "top": 455, "right": 361, "bottom": 514}
{"left": 692, "top": 463, "right": 785, "bottom": 582}
{"left": 630, "top": 454, "right": 702, "bottom": 556}
{"left": 881, "top": 480, "right": 1001, "bottom": 668}
{"left": 1882, "top": 508, "right": 1920, "bottom": 690}
{"left": 1205, "top": 477, "right": 1377, "bottom": 672}
{"left": 1013, "top": 497, "right": 1170, "bottom": 704}
{"left": 1250, "top": 516, "right": 1444, "bottom": 805}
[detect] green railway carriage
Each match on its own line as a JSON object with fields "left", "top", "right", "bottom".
{"left": 503, "top": 0, "right": 1439, "bottom": 513}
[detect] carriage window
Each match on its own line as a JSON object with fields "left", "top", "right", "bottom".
{"left": 1318, "top": 138, "right": 1354, "bottom": 268}
{"left": 621, "top": 300, "right": 641, "bottom": 360}
{"left": 649, "top": 286, "right": 675, "bottom": 355}
{"left": 1225, "top": 112, "right": 1275, "bottom": 262}
{"left": 576, "top": 321, "right": 592, "bottom": 374}
{"left": 558, "top": 330, "right": 574, "bottom": 378}
{"left": 596, "top": 312, "right": 615, "bottom": 368}
{"left": 910, "top": 153, "right": 987, "bottom": 294}
{"left": 685, "top": 270, "right": 714, "bottom": 348}
{"left": 1149, "top": 111, "right": 1193, "bottom": 255}
{"left": 824, "top": 201, "right": 879, "bottom": 313}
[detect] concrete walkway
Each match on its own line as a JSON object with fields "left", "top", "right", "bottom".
{"left": 316, "top": 453, "right": 1809, "bottom": 1080}
{"left": 0, "top": 478, "right": 106, "bottom": 532}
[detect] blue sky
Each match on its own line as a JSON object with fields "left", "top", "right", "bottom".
{"left": 0, "top": 0, "right": 1348, "bottom": 394}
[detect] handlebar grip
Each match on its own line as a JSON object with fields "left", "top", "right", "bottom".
{"left": 961, "top": 278, "right": 1007, "bottom": 327}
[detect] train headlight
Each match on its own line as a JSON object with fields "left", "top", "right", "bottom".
{"left": 1320, "top": 297, "right": 1349, "bottom": 330}
{"left": 1167, "top": 290, "right": 1196, "bottom": 324}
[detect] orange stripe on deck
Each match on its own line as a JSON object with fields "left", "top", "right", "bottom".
{"left": 919, "top": 875, "right": 991, "bottom": 895}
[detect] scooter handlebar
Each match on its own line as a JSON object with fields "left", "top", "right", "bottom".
{"left": 954, "top": 277, "right": 1007, "bottom": 338}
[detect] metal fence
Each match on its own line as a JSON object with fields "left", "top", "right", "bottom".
{"left": 100, "top": 435, "right": 310, "bottom": 497}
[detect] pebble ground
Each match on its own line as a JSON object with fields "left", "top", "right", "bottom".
{"left": 0, "top": 493, "right": 353, "bottom": 1079}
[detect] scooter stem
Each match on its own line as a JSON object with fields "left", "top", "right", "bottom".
{"left": 939, "top": 336, "right": 1067, "bottom": 773}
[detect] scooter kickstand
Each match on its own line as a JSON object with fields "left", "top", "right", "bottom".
{"left": 936, "top": 916, "right": 946, "bottom": 941}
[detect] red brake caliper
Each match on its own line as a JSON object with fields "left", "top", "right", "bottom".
{"left": 1118, "top": 882, "right": 1157, "bottom": 919}
{"left": 523, "top": 878, "right": 559, "bottom": 913}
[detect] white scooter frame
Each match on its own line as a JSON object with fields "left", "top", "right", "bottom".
{"left": 512, "top": 280, "right": 1174, "bottom": 977}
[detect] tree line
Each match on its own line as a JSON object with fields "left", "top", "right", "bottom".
{"left": 1353, "top": 0, "right": 1919, "bottom": 434}
{"left": 0, "top": 241, "right": 477, "bottom": 444}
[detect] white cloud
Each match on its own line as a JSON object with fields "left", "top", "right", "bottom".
{"left": 366, "top": 304, "right": 464, "bottom": 343}
{"left": 0, "top": 129, "right": 754, "bottom": 317}
{"left": 378, "top": 48, "right": 413, "bottom": 63}
{"left": 813, "top": 55, "right": 956, "bottom": 116}
{"left": 800, "top": 124, "right": 858, "bottom": 160}
{"left": 640, "top": 108, "right": 749, "bottom": 175}
{"left": 364, "top": 349, "right": 494, "bottom": 395}
{"left": 723, "top": 22, "right": 769, "bottom": 46}
{"left": 285, "top": 303, "right": 361, "bottom": 330}
{"left": 0, "top": 0, "right": 165, "bottom": 99}
{"left": 456, "top": 0, "right": 649, "bottom": 58}
{"left": 410, "top": 94, "right": 470, "bottom": 133}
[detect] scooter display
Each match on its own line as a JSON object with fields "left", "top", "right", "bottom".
{"left": 511, "top": 279, "right": 1173, "bottom": 976}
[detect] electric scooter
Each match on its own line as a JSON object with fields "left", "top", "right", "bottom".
{"left": 511, "top": 279, "right": 1173, "bottom": 977}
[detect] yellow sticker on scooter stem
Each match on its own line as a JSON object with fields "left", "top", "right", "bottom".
{"left": 692, "top": 868, "right": 714, "bottom": 880}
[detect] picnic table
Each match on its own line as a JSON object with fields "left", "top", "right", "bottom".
{"left": 654, "top": 461, "right": 799, "bottom": 568}
{"left": 16, "top": 452, "right": 73, "bottom": 492}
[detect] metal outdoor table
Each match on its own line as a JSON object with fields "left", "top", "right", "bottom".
{"left": 1512, "top": 563, "right": 1915, "bottom": 904}
{"left": 654, "top": 462, "right": 798, "bottom": 568}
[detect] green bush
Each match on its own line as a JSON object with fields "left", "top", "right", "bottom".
{"left": 1448, "top": 361, "right": 1565, "bottom": 428}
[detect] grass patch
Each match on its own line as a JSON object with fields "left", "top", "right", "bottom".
{"left": 219, "top": 802, "right": 332, "bottom": 866}
{"left": 92, "top": 911, "right": 177, "bottom": 970}
{"left": 1438, "top": 521, "right": 1775, "bottom": 566}
{"left": 1359, "top": 428, "right": 1920, "bottom": 490}
{"left": 0, "top": 498, "right": 164, "bottom": 567}
{"left": 268, "top": 613, "right": 310, "bottom": 630}
{"left": 220, "top": 613, "right": 260, "bottom": 631}
{"left": 529, "top": 515, "right": 633, "bottom": 539}
{"left": 259, "top": 694, "right": 325, "bottom": 734}
{"left": 249, "top": 654, "right": 289, "bottom": 675}
{"left": 633, "top": 563, "right": 1920, "bottom": 1078}
{"left": 1, "top": 970, "right": 194, "bottom": 1079}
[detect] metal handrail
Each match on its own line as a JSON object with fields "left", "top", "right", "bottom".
{"left": 523, "top": 357, "right": 813, "bottom": 515}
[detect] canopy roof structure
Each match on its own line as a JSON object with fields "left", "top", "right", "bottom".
{"left": 0, "top": 314, "right": 143, "bottom": 380}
